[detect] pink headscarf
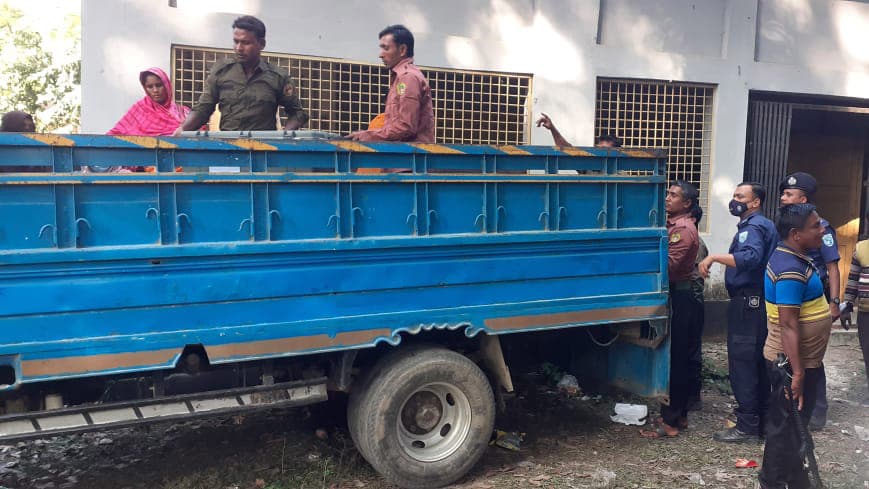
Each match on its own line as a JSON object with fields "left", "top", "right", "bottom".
{"left": 107, "top": 67, "right": 190, "bottom": 136}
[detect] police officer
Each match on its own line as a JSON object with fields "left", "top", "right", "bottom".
{"left": 699, "top": 182, "right": 778, "bottom": 443}
{"left": 175, "top": 16, "right": 308, "bottom": 133}
{"left": 779, "top": 172, "right": 841, "bottom": 431}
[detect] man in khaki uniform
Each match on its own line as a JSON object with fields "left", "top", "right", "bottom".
{"left": 176, "top": 16, "right": 307, "bottom": 133}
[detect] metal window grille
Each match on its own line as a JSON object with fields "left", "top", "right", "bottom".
{"left": 172, "top": 45, "right": 533, "bottom": 145}
{"left": 594, "top": 78, "right": 714, "bottom": 227}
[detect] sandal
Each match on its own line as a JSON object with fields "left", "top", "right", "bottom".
{"left": 640, "top": 423, "right": 680, "bottom": 439}
{"left": 655, "top": 416, "right": 688, "bottom": 430}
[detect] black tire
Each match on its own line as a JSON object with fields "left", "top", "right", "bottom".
{"left": 346, "top": 346, "right": 495, "bottom": 489}
{"left": 348, "top": 343, "right": 434, "bottom": 462}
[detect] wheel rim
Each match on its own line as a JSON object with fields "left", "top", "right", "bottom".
{"left": 396, "top": 382, "right": 472, "bottom": 462}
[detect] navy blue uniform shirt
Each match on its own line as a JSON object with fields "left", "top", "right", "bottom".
{"left": 725, "top": 211, "right": 778, "bottom": 294}
{"left": 807, "top": 217, "right": 840, "bottom": 281}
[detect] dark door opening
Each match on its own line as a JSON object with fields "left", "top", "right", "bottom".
{"left": 745, "top": 92, "right": 869, "bottom": 296}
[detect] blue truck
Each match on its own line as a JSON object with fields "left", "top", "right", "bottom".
{"left": 0, "top": 131, "right": 669, "bottom": 488}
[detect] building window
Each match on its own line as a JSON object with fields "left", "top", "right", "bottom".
{"left": 594, "top": 78, "right": 714, "bottom": 227}
{"left": 172, "top": 45, "right": 533, "bottom": 145}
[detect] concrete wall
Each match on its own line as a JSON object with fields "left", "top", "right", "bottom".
{"left": 81, "top": 0, "right": 869, "bottom": 284}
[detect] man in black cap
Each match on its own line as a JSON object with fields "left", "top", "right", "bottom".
{"left": 779, "top": 171, "right": 841, "bottom": 431}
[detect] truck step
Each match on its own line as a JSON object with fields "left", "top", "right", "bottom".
{"left": 0, "top": 378, "right": 327, "bottom": 443}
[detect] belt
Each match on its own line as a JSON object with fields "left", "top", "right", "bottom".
{"left": 728, "top": 287, "right": 762, "bottom": 298}
{"left": 670, "top": 281, "right": 694, "bottom": 291}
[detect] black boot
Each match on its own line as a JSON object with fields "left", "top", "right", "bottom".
{"left": 714, "top": 427, "right": 762, "bottom": 443}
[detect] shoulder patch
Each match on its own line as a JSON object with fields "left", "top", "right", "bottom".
{"left": 822, "top": 233, "right": 834, "bottom": 247}
{"left": 397, "top": 82, "right": 407, "bottom": 95}
{"left": 670, "top": 232, "right": 681, "bottom": 244}
{"left": 738, "top": 231, "right": 749, "bottom": 244}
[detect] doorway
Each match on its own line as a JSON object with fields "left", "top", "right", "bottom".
{"left": 744, "top": 92, "right": 869, "bottom": 296}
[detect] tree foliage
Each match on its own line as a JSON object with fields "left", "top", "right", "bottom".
{"left": 0, "top": 3, "right": 80, "bottom": 132}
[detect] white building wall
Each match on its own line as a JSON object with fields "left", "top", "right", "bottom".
{"left": 82, "top": 0, "right": 869, "bottom": 286}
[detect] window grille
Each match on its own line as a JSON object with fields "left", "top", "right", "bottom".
{"left": 595, "top": 78, "right": 714, "bottom": 227}
{"left": 172, "top": 45, "right": 533, "bottom": 145}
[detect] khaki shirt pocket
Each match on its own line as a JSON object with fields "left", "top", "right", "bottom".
{"left": 253, "top": 86, "right": 278, "bottom": 106}
{"left": 217, "top": 82, "right": 242, "bottom": 111}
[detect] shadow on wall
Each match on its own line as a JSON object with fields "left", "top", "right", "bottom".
{"left": 437, "top": 0, "right": 593, "bottom": 145}
{"left": 429, "top": 0, "right": 693, "bottom": 145}
{"left": 758, "top": 0, "right": 869, "bottom": 98}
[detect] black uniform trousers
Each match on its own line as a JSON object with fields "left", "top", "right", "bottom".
{"left": 727, "top": 290, "right": 770, "bottom": 436}
{"left": 689, "top": 300, "right": 705, "bottom": 404}
{"left": 758, "top": 363, "right": 821, "bottom": 489}
{"left": 662, "top": 287, "right": 704, "bottom": 427}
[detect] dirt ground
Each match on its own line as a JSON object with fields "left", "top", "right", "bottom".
{"left": 1, "top": 339, "right": 867, "bottom": 489}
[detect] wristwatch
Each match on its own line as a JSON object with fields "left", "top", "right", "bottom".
{"left": 831, "top": 297, "right": 841, "bottom": 305}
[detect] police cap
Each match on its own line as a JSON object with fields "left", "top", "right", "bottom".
{"left": 779, "top": 172, "right": 817, "bottom": 201}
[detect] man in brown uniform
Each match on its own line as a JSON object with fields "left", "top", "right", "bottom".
{"left": 642, "top": 181, "right": 702, "bottom": 438}
{"left": 351, "top": 25, "right": 435, "bottom": 143}
{"left": 175, "top": 16, "right": 308, "bottom": 133}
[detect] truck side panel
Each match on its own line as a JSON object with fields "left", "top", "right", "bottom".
{"left": 0, "top": 135, "right": 668, "bottom": 393}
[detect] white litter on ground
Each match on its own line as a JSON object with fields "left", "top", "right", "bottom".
{"left": 610, "top": 403, "right": 648, "bottom": 426}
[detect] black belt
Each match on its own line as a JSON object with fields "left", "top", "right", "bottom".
{"left": 728, "top": 288, "right": 762, "bottom": 298}
{"left": 670, "top": 281, "right": 694, "bottom": 291}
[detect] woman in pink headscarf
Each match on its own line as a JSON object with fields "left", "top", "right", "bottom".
{"left": 92, "top": 67, "right": 189, "bottom": 172}
{"left": 108, "top": 67, "right": 189, "bottom": 137}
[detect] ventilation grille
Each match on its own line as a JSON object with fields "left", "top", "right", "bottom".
{"left": 172, "top": 45, "right": 533, "bottom": 145}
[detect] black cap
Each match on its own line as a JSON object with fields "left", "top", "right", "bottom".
{"left": 779, "top": 172, "right": 817, "bottom": 201}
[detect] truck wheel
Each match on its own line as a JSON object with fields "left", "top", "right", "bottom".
{"left": 347, "top": 346, "right": 495, "bottom": 489}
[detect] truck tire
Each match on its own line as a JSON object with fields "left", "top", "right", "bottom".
{"left": 346, "top": 346, "right": 495, "bottom": 489}
{"left": 347, "top": 343, "right": 444, "bottom": 462}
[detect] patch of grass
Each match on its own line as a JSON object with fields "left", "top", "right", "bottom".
{"left": 158, "top": 426, "right": 377, "bottom": 489}
{"left": 702, "top": 357, "right": 732, "bottom": 395}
